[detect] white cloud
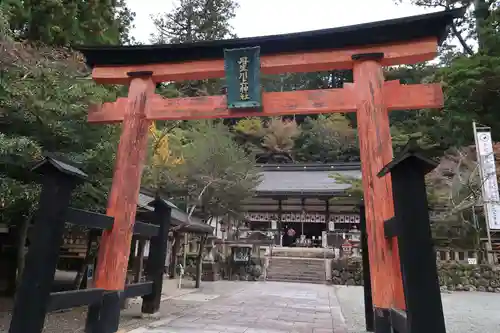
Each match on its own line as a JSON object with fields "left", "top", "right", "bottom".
{"left": 126, "top": 0, "right": 437, "bottom": 43}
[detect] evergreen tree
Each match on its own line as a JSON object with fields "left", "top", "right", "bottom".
{"left": 4, "top": 0, "right": 135, "bottom": 45}
{"left": 392, "top": 0, "right": 500, "bottom": 150}
{"left": 150, "top": 0, "right": 238, "bottom": 44}
{"left": 151, "top": 0, "right": 239, "bottom": 98}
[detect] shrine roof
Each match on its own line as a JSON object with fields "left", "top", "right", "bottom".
{"left": 255, "top": 163, "right": 361, "bottom": 197}
{"left": 137, "top": 192, "right": 213, "bottom": 234}
{"left": 78, "top": 8, "right": 464, "bottom": 67}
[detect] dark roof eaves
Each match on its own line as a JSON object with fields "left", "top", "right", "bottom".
{"left": 76, "top": 8, "right": 464, "bottom": 67}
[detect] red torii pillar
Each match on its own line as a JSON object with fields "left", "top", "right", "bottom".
{"left": 352, "top": 54, "right": 406, "bottom": 312}
{"left": 94, "top": 72, "right": 155, "bottom": 291}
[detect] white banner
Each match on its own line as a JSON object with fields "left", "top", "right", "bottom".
{"left": 476, "top": 131, "right": 500, "bottom": 230}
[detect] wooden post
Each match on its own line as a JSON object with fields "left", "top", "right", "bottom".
{"left": 93, "top": 71, "right": 155, "bottom": 331}
{"left": 277, "top": 199, "right": 282, "bottom": 246}
{"left": 352, "top": 53, "right": 405, "bottom": 331}
{"left": 169, "top": 233, "right": 181, "bottom": 279}
{"left": 9, "top": 157, "right": 86, "bottom": 333}
{"left": 378, "top": 142, "right": 446, "bottom": 333}
{"left": 359, "top": 203, "right": 374, "bottom": 332}
{"left": 134, "top": 239, "right": 146, "bottom": 283}
{"left": 142, "top": 198, "right": 172, "bottom": 314}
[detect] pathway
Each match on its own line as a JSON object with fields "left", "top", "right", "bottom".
{"left": 335, "top": 285, "right": 500, "bottom": 333}
{"left": 128, "top": 281, "right": 347, "bottom": 333}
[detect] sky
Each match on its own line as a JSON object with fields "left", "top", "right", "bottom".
{"left": 126, "top": 0, "right": 438, "bottom": 43}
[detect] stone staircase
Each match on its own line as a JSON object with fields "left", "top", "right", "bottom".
{"left": 265, "top": 257, "right": 326, "bottom": 284}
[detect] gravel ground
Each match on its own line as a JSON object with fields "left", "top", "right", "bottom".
{"left": 334, "top": 285, "right": 500, "bottom": 333}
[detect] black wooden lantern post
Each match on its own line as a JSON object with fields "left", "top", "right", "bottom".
{"left": 9, "top": 156, "right": 87, "bottom": 333}
{"left": 359, "top": 202, "right": 375, "bottom": 332}
{"left": 377, "top": 140, "right": 446, "bottom": 333}
{"left": 142, "top": 197, "right": 172, "bottom": 314}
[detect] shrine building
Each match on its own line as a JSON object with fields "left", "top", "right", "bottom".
{"left": 242, "top": 163, "right": 361, "bottom": 246}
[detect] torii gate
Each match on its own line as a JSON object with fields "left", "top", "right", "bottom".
{"left": 78, "top": 8, "right": 463, "bottom": 332}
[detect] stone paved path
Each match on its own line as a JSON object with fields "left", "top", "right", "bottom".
{"left": 334, "top": 285, "right": 500, "bottom": 333}
{"left": 129, "top": 281, "right": 347, "bottom": 333}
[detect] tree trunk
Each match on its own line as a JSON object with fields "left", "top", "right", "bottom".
{"left": 73, "top": 230, "right": 99, "bottom": 289}
{"left": 195, "top": 235, "right": 207, "bottom": 288}
{"left": 16, "top": 216, "right": 31, "bottom": 286}
{"left": 474, "top": 0, "right": 492, "bottom": 52}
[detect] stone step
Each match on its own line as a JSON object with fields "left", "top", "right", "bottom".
{"left": 269, "top": 266, "right": 324, "bottom": 270}
{"left": 268, "top": 268, "right": 324, "bottom": 272}
{"left": 269, "top": 257, "right": 325, "bottom": 263}
{"left": 267, "top": 276, "right": 324, "bottom": 282}
{"left": 267, "top": 270, "right": 324, "bottom": 275}
{"left": 267, "top": 269, "right": 325, "bottom": 276}
{"left": 267, "top": 273, "right": 324, "bottom": 278}
{"left": 268, "top": 268, "right": 323, "bottom": 270}
{"left": 269, "top": 264, "right": 325, "bottom": 268}
{"left": 266, "top": 273, "right": 324, "bottom": 280}
{"left": 268, "top": 264, "right": 323, "bottom": 268}
{"left": 265, "top": 278, "right": 326, "bottom": 284}
{"left": 266, "top": 256, "right": 327, "bottom": 284}
{"left": 267, "top": 270, "right": 322, "bottom": 275}
{"left": 269, "top": 261, "right": 325, "bottom": 265}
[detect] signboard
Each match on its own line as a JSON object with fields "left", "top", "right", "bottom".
{"left": 475, "top": 130, "right": 500, "bottom": 230}
{"left": 224, "top": 46, "right": 262, "bottom": 110}
{"left": 467, "top": 258, "right": 477, "bottom": 265}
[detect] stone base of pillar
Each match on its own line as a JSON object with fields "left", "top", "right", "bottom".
{"left": 201, "top": 262, "right": 220, "bottom": 281}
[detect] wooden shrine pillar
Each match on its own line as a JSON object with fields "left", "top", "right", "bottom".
{"left": 277, "top": 199, "right": 283, "bottom": 246}
{"left": 325, "top": 199, "right": 330, "bottom": 229}
{"left": 352, "top": 53, "right": 405, "bottom": 328}
{"left": 93, "top": 71, "right": 155, "bottom": 330}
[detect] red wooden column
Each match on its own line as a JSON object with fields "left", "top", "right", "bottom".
{"left": 352, "top": 54, "right": 405, "bottom": 316}
{"left": 94, "top": 71, "right": 155, "bottom": 291}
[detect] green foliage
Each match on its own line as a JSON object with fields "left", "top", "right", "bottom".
{"left": 233, "top": 118, "right": 263, "bottom": 137}
{"left": 294, "top": 114, "right": 359, "bottom": 163}
{"left": 151, "top": 0, "right": 238, "bottom": 98}
{"left": 144, "top": 121, "right": 261, "bottom": 219}
{"left": 329, "top": 173, "right": 363, "bottom": 199}
{"left": 261, "top": 118, "right": 300, "bottom": 154}
{"left": 390, "top": 1, "right": 500, "bottom": 158}
{"left": 4, "top": 0, "right": 135, "bottom": 45}
{"left": 0, "top": 5, "right": 122, "bottom": 223}
{"left": 394, "top": 0, "right": 496, "bottom": 56}
{"left": 150, "top": 0, "right": 238, "bottom": 43}
{"left": 441, "top": 54, "right": 500, "bottom": 140}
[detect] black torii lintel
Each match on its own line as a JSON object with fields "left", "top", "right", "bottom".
{"left": 76, "top": 8, "right": 465, "bottom": 67}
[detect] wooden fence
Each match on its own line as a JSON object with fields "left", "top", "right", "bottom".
{"left": 8, "top": 155, "right": 171, "bottom": 333}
